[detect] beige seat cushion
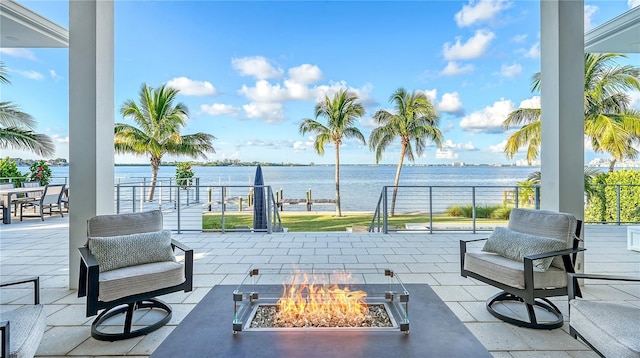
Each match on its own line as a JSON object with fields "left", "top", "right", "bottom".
{"left": 0, "top": 304, "right": 46, "bottom": 358}
{"left": 464, "top": 252, "right": 566, "bottom": 289}
{"left": 570, "top": 299, "right": 640, "bottom": 358}
{"left": 99, "top": 261, "right": 185, "bottom": 302}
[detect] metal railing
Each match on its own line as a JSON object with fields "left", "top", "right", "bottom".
{"left": 370, "top": 185, "right": 541, "bottom": 234}
{"left": 113, "top": 181, "right": 282, "bottom": 233}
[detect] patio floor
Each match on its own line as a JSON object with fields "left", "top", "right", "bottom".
{"left": 1, "top": 214, "right": 638, "bottom": 357}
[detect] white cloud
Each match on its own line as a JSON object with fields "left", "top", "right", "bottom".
{"left": 584, "top": 5, "right": 598, "bottom": 31}
{"left": 436, "top": 149, "right": 459, "bottom": 160}
{"left": 628, "top": 91, "right": 640, "bottom": 109}
{"left": 49, "top": 70, "right": 62, "bottom": 80}
{"left": 200, "top": 103, "right": 240, "bottom": 116}
{"left": 166, "top": 77, "right": 218, "bottom": 96}
{"left": 460, "top": 98, "right": 515, "bottom": 133}
{"left": 50, "top": 134, "right": 69, "bottom": 143}
{"left": 242, "top": 102, "right": 285, "bottom": 123}
{"left": 438, "top": 92, "right": 464, "bottom": 115}
{"left": 238, "top": 80, "right": 288, "bottom": 102}
{"left": 519, "top": 95, "right": 541, "bottom": 109}
{"left": 443, "top": 29, "right": 495, "bottom": 60}
{"left": 293, "top": 137, "right": 315, "bottom": 152}
{"left": 422, "top": 89, "right": 464, "bottom": 116}
{"left": 0, "top": 48, "right": 37, "bottom": 60}
{"left": 454, "top": 0, "right": 512, "bottom": 27}
{"left": 499, "top": 63, "right": 522, "bottom": 78}
{"left": 488, "top": 139, "right": 507, "bottom": 153}
{"left": 13, "top": 69, "right": 44, "bottom": 80}
{"left": 630, "top": 0, "right": 640, "bottom": 8}
{"left": 512, "top": 34, "right": 527, "bottom": 43}
{"left": 232, "top": 56, "right": 283, "bottom": 80}
{"left": 442, "top": 139, "right": 476, "bottom": 151}
{"left": 440, "top": 61, "right": 474, "bottom": 76}
{"left": 288, "top": 64, "right": 323, "bottom": 85}
{"left": 522, "top": 42, "right": 540, "bottom": 58}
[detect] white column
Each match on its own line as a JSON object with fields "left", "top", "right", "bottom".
{"left": 540, "top": 0, "right": 584, "bottom": 220}
{"left": 68, "top": 0, "right": 114, "bottom": 289}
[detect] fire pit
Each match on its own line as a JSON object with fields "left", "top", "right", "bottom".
{"left": 233, "top": 269, "right": 409, "bottom": 333}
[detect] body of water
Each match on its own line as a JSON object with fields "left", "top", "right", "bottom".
{"left": 32, "top": 165, "right": 543, "bottom": 212}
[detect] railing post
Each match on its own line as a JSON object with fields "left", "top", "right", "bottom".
{"left": 429, "top": 186, "right": 433, "bottom": 234}
{"left": 116, "top": 184, "right": 121, "bottom": 214}
{"left": 616, "top": 185, "right": 621, "bottom": 225}
{"left": 534, "top": 186, "right": 540, "bottom": 210}
{"left": 514, "top": 186, "right": 519, "bottom": 208}
{"left": 472, "top": 186, "right": 477, "bottom": 234}
{"left": 195, "top": 178, "right": 200, "bottom": 202}
{"left": 169, "top": 178, "right": 173, "bottom": 203}
{"left": 140, "top": 183, "right": 144, "bottom": 212}
{"left": 176, "top": 187, "right": 181, "bottom": 234}
{"left": 267, "top": 186, "right": 272, "bottom": 233}
{"left": 132, "top": 186, "right": 136, "bottom": 213}
{"left": 158, "top": 181, "right": 162, "bottom": 210}
{"left": 221, "top": 186, "right": 225, "bottom": 233}
{"left": 383, "top": 186, "right": 388, "bottom": 234}
{"left": 208, "top": 187, "right": 212, "bottom": 211}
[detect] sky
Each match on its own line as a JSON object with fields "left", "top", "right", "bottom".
{"left": 2, "top": 0, "right": 640, "bottom": 165}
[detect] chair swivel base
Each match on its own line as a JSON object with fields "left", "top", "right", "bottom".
{"left": 91, "top": 299, "right": 172, "bottom": 341}
{"left": 486, "top": 291, "right": 563, "bottom": 330}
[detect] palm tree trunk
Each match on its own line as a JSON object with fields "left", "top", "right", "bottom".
{"left": 335, "top": 144, "right": 342, "bottom": 217}
{"left": 148, "top": 156, "right": 160, "bottom": 202}
{"left": 390, "top": 142, "right": 406, "bottom": 217}
{"left": 608, "top": 158, "right": 617, "bottom": 173}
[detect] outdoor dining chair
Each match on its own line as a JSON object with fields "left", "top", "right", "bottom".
{"left": 19, "top": 184, "right": 65, "bottom": 221}
{"left": 0, "top": 277, "right": 46, "bottom": 358}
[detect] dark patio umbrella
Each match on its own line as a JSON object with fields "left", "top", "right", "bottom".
{"left": 253, "top": 165, "right": 267, "bottom": 230}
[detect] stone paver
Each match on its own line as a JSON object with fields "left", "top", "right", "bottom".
{"left": 0, "top": 215, "right": 638, "bottom": 357}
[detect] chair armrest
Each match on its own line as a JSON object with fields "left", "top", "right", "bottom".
{"left": 171, "top": 239, "right": 194, "bottom": 292}
{"left": 0, "top": 277, "right": 40, "bottom": 304}
{"left": 1, "top": 320, "right": 9, "bottom": 358}
{"left": 567, "top": 273, "right": 640, "bottom": 300}
{"left": 171, "top": 239, "right": 192, "bottom": 253}
{"left": 78, "top": 246, "right": 99, "bottom": 268}
{"left": 77, "top": 246, "right": 100, "bottom": 312}
{"left": 460, "top": 237, "right": 488, "bottom": 276}
{"left": 522, "top": 247, "right": 586, "bottom": 294}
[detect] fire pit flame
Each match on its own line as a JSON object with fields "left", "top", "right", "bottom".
{"left": 274, "top": 273, "right": 370, "bottom": 328}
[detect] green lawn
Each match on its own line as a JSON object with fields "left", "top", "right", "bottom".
{"left": 202, "top": 212, "right": 507, "bottom": 232}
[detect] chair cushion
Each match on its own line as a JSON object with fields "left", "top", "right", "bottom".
{"left": 482, "top": 227, "right": 566, "bottom": 271}
{"left": 464, "top": 252, "right": 567, "bottom": 289}
{"left": 99, "top": 261, "right": 185, "bottom": 302}
{"left": 87, "top": 210, "right": 163, "bottom": 237}
{"left": 0, "top": 304, "right": 46, "bottom": 358}
{"left": 570, "top": 299, "right": 640, "bottom": 358}
{"left": 507, "top": 208, "right": 578, "bottom": 269}
{"left": 88, "top": 230, "right": 175, "bottom": 273}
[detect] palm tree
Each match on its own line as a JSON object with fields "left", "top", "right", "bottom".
{"left": 116, "top": 83, "right": 216, "bottom": 201}
{"left": 0, "top": 61, "right": 55, "bottom": 157}
{"left": 369, "top": 88, "right": 443, "bottom": 216}
{"left": 299, "top": 89, "right": 366, "bottom": 217}
{"left": 503, "top": 53, "right": 640, "bottom": 171}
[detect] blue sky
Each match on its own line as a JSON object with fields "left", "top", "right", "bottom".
{"left": 2, "top": 0, "right": 639, "bottom": 165}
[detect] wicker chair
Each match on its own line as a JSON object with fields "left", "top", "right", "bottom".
{"left": 460, "top": 208, "right": 583, "bottom": 329}
{"left": 78, "top": 210, "right": 193, "bottom": 341}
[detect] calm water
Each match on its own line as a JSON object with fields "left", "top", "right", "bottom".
{"left": 35, "top": 165, "right": 541, "bottom": 211}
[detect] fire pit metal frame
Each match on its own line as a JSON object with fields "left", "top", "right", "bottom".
{"left": 232, "top": 268, "right": 410, "bottom": 334}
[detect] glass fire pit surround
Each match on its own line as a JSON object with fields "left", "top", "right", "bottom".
{"left": 232, "top": 268, "right": 410, "bottom": 334}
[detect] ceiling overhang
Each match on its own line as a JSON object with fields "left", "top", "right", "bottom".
{"left": 0, "top": 0, "right": 68, "bottom": 48}
{"left": 585, "top": 6, "right": 640, "bottom": 53}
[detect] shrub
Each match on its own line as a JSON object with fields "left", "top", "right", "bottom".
{"left": 445, "top": 204, "right": 510, "bottom": 219}
{"left": 490, "top": 206, "right": 513, "bottom": 220}
{"left": 175, "top": 162, "right": 194, "bottom": 189}
{"left": 585, "top": 169, "right": 640, "bottom": 223}
{"left": 0, "top": 157, "right": 26, "bottom": 187}
{"left": 28, "top": 160, "right": 52, "bottom": 185}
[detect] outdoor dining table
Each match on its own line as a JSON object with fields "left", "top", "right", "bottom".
{"left": 0, "top": 186, "right": 46, "bottom": 224}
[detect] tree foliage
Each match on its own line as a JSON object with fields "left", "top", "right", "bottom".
{"left": 585, "top": 169, "right": 640, "bottom": 223}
